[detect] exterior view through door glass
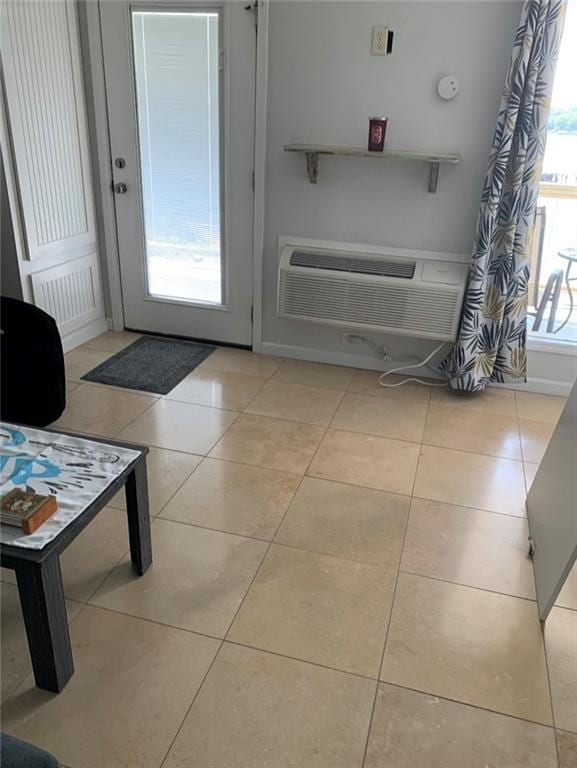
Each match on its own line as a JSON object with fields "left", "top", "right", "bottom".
{"left": 132, "top": 10, "right": 223, "bottom": 305}
{"left": 100, "top": 1, "right": 255, "bottom": 344}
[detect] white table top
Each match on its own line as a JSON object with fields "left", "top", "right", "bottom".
{"left": 0, "top": 423, "right": 140, "bottom": 550}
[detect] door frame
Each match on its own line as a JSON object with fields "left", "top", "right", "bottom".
{"left": 79, "top": 0, "right": 268, "bottom": 349}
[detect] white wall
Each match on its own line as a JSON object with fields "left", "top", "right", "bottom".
{"left": 261, "top": 0, "right": 522, "bottom": 368}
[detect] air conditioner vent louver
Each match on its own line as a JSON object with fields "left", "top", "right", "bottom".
{"left": 290, "top": 251, "right": 416, "bottom": 279}
{"left": 278, "top": 242, "right": 469, "bottom": 342}
{"left": 279, "top": 273, "right": 459, "bottom": 336}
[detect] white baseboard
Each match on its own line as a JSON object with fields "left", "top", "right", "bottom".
{"left": 61, "top": 317, "right": 108, "bottom": 353}
{"left": 493, "top": 379, "right": 573, "bottom": 397}
{"left": 261, "top": 342, "right": 574, "bottom": 396}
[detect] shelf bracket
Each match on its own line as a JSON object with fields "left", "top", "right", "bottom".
{"left": 428, "top": 161, "right": 440, "bottom": 193}
{"left": 305, "top": 152, "right": 319, "bottom": 184}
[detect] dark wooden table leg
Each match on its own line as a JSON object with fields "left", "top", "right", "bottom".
{"left": 125, "top": 457, "right": 152, "bottom": 575}
{"left": 15, "top": 556, "right": 73, "bottom": 693}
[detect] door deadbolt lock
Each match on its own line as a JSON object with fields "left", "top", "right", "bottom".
{"left": 113, "top": 182, "right": 128, "bottom": 194}
{"left": 114, "top": 157, "right": 126, "bottom": 169}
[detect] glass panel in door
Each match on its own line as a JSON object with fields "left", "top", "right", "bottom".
{"left": 131, "top": 10, "right": 222, "bottom": 305}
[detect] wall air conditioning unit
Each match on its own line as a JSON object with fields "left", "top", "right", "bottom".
{"left": 277, "top": 238, "right": 469, "bottom": 342}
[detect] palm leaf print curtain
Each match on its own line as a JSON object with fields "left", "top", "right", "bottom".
{"left": 441, "top": 0, "right": 567, "bottom": 391}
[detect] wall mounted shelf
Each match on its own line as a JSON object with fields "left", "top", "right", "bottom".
{"left": 283, "top": 143, "right": 462, "bottom": 193}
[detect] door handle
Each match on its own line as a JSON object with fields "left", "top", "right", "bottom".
{"left": 113, "top": 182, "right": 128, "bottom": 194}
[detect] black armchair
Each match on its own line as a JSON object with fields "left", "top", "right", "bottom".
{"left": 0, "top": 733, "right": 60, "bottom": 767}
{"left": 0, "top": 296, "right": 66, "bottom": 427}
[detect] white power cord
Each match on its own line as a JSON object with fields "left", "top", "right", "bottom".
{"left": 344, "top": 334, "right": 392, "bottom": 361}
{"left": 378, "top": 341, "right": 448, "bottom": 388}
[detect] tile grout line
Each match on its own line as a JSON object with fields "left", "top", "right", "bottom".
{"left": 325, "top": 387, "right": 359, "bottom": 429}
{"left": 104, "top": 392, "right": 161, "bottom": 439}
{"left": 69, "top": 368, "right": 551, "bottom": 465}
{"left": 222, "top": 638, "right": 378, "bottom": 683}
{"left": 62, "top": 461, "right": 210, "bottom": 607}
{"left": 54, "top": 380, "right": 161, "bottom": 439}
{"left": 367, "top": 399, "right": 474, "bottom": 765}
{"left": 211, "top": 421, "right": 334, "bottom": 693}
{"left": 123, "top": 407, "right": 244, "bottom": 458}
{"left": 4, "top": 600, "right": 558, "bottom": 740}
{"left": 149, "top": 511, "right": 542, "bottom": 606}
{"left": 163, "top": 369, "right": 272, "bottom": 413}
{"left": 122, "top": 449, "right": 208, "bottom": 522}
{"left": 81, "top": 525, "right": 548, "bottom": 637}
{"left": 540, "top": 608, "right": 563, "bottom": 768}
{"left": 5, "top": 524, "right": 554, "bottom": 620}
{"left": 69, "top": 454, "right": 205, "bottom": 620}
{"left": 411, "top": 491, "right": 529, "bottom": 521}
{"left": 146, "top": 454, "right": 206, "bottom": 518}
{"left": 397, "top": 567, "right": 538, "bottom": 604}
{"left": 161, "top": 393, "right": 261, "bottom": 414}
{"left": 515, "top": 381, "right": 554, "bottom": 759}
{"left": 545, "top": 649, "right": 563, "bottom": 768}
{"left": 4, "top": 575, "right": 565, "bottom": 731}
{"left": 379, "top": 679, "right": 559, "bottom": 730}
{"left": 324, "top": 386, "right": 348, "bottom": 431}
{"left": 222, "top": 420, "right": 332, "bottom": 642}
{"left": 154, "top": 419, "right": 333, "bottom": 767}
{"left": 224, "top": 412, "right": 537, "bottom": 463}
{"left": 171, "top": 447, "right": 530, "bottom": 523}
{"left": 79, "top": 600, "right": 225, "bottom": 643}
{"left": 198, "top": 357, "right": 283, "bottom": 382}
{"left": 125, "top": 400, "right": 534, "bottom": 465}
{"left": 244, "top": 376, "right": 347, "bottom": 419}
{"left": 514, "top": 394, "right": 550, "bottom": 495}
{"left": 360, "top": 450, "right": 417, "bottom": 768}
{"left": 157, "top": 637, "right": 225, "bottom": 768}
{"left": 196, "top": 449, "right": 308, "bottom": 475}
{"left": 150, "top": 454, "right": 207, "bottom": 513}
{"left": 101, "top": 371, "right": 416, "bottom": 446}
{"left": 75, "top": 584, "right": 577, "bottom": 733}
{"left": 80, "top": 544, "right": 133, "bottom": 606}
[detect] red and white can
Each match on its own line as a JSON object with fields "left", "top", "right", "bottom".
{"left": 368, "top": 117, "right": 388, "bottom": 152}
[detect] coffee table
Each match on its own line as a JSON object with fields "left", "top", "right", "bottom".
{"left": 0, "top": 426, "right": 151, "bottom": 693}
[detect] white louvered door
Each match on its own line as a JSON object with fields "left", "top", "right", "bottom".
{"left": 1, "top": 0, "right": 106, "bottom": 347}
{"left": 99, "top": 1, "right": 255, "bottom": 344}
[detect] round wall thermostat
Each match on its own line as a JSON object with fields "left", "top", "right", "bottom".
{"left": 437, "top": 75, "right": 460, "bottom": 100}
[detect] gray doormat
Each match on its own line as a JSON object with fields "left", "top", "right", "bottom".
{"left": 81, "top": 336, "right": 216, "bottom": 395}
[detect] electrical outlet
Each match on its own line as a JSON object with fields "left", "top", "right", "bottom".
{"left": 342, "top": 333, "right": 364, "bottom": 345}
{"left": 371, "top": 26, "right": 388, "bottom": 55}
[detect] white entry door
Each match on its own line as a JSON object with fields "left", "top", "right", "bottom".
{"left": 99, "top": 1, "right": 255, "bottom": 344}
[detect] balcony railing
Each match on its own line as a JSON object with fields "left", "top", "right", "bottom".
{"left": 528, "top": 182, "right": 577, "bottom": 344}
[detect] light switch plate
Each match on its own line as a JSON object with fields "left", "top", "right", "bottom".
{"left": 371, "top": 26, "right": 388, "bottom": 55}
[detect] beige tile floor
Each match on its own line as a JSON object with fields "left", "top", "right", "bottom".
{"left": 1, "top": 332, "right": 574, "bottom": 768}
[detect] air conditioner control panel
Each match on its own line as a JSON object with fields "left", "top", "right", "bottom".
{"left": 421, "top": 261, "right": 465, "bottom": 286}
